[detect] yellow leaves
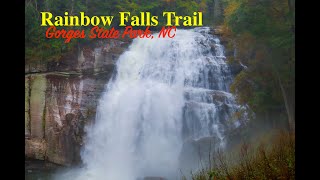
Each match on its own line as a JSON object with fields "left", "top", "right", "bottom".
{"left": 234, "top": 32, "right": 256, "bottom": 63}
{"left": 199, "top": 0, "right": 207, "bottom": 12}
{"left": 220, "top": 24, "right": 232, "bottom": 37}
{"left": 163, "top": 0, "right": 175, "bottom": 3}
{"left": 255, "top": 49, "right": 267, "bottom": 61}
{"left": 224, "top": 0, "right": 240, "bottom": 17}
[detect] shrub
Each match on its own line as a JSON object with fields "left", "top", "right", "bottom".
{"left": 187, "top": 130, "right": 295, "bottom": 180}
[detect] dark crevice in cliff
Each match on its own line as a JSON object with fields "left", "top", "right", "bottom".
{"left": 24, "top": 69, "right": 115, "bottom": 76}
{"left": 28, "top": 76, "right": 32, "bottom": 137}
{"left": 42, "top": 100, "right": 46, "bottom": 139}
{"left": 25, "top": 71, "right": 82, "bottom": 76}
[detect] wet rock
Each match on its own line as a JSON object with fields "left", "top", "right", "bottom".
{"left": 229, "top": 61, "right": 244, "bottom": 76}
{"left": 183, "top": 90, "right": 238, "bottom": 139}
{"left": 25, "top": 139, "right": 47, "bottom": 160}
{"left": 179, "top": 136, "right": 221, "bottom": 173}
{"left": 25, "top": 159, "right": 61, "bottom": 172}
{"left": 142, "top": 177, "right": 167, "bottom": 180}
{"left": 25, "top": 159, "right": 62, "bottom": 180}
{"left": 213, "top": 26, "right": 224, "bottom": 35}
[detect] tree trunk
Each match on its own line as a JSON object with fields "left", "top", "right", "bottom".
{"left": 71, "top": 0, "right": 74, "bottom": 15}
{"left": 277, "top": 74, "right": 295, "bottom": 131}
{"left": 288, "top": 0, "right": 295, "bottom": 13}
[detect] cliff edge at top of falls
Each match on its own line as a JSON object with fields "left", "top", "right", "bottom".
{"left": 25, "top": 37, "right": 132, "bottom": 74}
{"left": 25, "top": 38, "right": 132, "bottom": 166}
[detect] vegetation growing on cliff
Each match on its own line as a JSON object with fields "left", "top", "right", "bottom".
{"left": 222, "top": 0, "right": 295, "bottom": 130}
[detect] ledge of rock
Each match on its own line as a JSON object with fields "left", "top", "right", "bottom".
{"left": 25, "top": 39, "right": 131, "bottom": 166}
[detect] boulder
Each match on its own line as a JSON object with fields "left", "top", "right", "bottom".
{"left": 25, "top": 138, "right": 47, "bottom": 160}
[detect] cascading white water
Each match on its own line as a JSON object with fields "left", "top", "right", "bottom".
{"left": 55, "top": 27, "right": 244, "bottom": 180}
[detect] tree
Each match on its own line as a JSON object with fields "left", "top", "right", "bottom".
{"left": 224, "top": 0, "right": 295, "bottom": 130}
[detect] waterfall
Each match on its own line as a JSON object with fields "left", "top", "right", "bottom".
{"left": 56, "top": 27, "right": 244, "bottom": 180}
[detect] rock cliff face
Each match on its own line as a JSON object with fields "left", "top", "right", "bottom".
{"left": 25, "top": 38, "right": 131, "bottom": 166}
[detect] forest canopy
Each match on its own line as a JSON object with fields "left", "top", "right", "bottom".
{"left": 25, "top": 0, "right": 295, "bottom": 131}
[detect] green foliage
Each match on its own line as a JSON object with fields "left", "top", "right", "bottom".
{"left": 224, "top": 0, "right": 295, "bottom": 127}
{"left": 25, "top": 0, "right": 76, "bottom": 63}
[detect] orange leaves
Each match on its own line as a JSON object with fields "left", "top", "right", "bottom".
{"left": 224, "top": 0, "right": 240, "bottom": 17}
